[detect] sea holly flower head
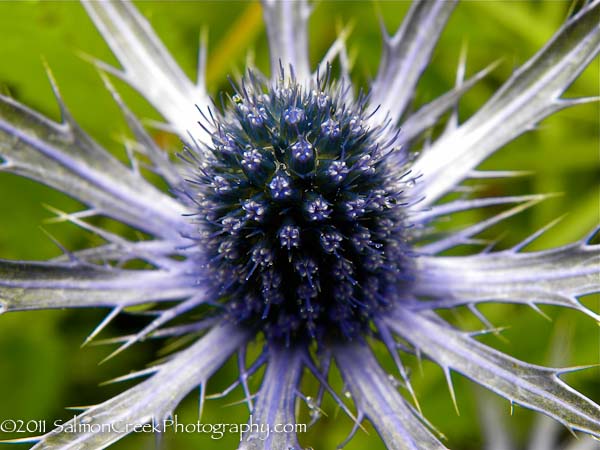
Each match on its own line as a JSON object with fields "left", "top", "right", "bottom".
{"left": 189, "top": 69, "right": 410, "bottom": 342}
{"left": 0, "top": 1, "right": 598, "bottom": 449}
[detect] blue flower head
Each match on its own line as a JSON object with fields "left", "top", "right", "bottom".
{"left": 189, "top": 68, "right": 411, "bottom": 342}
{"left": 0, "top": 1, "right": 598, "bottom": 449}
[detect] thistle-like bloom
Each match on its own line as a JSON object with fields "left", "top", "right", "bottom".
{"left": 0, "top": 1, "right": 599, "bottom": 449}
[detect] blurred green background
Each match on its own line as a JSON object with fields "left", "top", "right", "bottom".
{"left": 0, "top": 1, "right": 598, "bottom": 449}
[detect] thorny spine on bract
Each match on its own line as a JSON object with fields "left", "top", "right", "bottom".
{"left": 181, "top": 66, "right": 415, "bottom": 344}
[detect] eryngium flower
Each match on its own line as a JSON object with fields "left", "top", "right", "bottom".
{"left": 0, "top": 1, "right": 598, "bottom": 449}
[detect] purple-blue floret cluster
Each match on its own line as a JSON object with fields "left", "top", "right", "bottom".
{"left": 185, "top": 71, "right": 413, "bottom": 342}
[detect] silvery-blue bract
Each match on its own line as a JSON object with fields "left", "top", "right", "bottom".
{"left": 0, "top": 1, "right": 599, "bottom": 449}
